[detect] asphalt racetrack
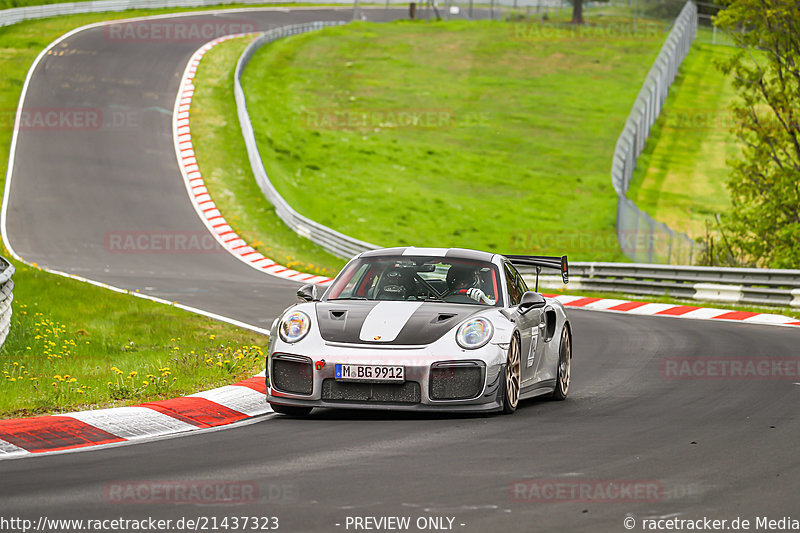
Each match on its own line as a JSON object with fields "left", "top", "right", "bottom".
{"left": 2, "top": 8, "right": 799, "bottom": 532}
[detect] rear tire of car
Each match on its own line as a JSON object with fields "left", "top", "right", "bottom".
{"left": 501, "top": 335, "right": 521, "bottom": 414}
{"left": 270, "top": 403, "right": 313, "bottom": 417}
{"left": 551, "top": 327, "right": 571, "bottom": 401}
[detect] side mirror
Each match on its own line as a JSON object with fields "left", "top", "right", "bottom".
{"left": 297, "top": 283, "right": 317, "bottom": 302}
{"left": 518, "top": 291, "right": 546, "bottom": 314}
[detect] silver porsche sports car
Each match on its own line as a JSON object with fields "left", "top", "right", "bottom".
{"left": 265, "top": 247, "right": 572, "bottom": 416}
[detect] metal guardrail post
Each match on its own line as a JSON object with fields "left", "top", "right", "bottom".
{"left": 0, "top": 257, "right": 15, "bottom": 348}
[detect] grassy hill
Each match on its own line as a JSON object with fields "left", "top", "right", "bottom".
{"left": 240, "top": 19, "right": 668, "bottom": 261}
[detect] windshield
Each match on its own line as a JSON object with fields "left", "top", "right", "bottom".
{"left": 324, "top": 255, "right": 503, "bottom": 306}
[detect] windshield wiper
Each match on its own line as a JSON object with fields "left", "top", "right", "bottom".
{"left": 329, "top": 296, "right": 368, "bottom": 301}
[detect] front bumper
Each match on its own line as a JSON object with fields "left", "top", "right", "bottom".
{"left": 266, "top": 344, "right": 507, "bottom": 413}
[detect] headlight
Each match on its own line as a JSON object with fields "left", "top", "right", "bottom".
{"left": 456, "top": 318, "right": 493, "bottom": 349}
{"left": 279, "top": 311, "right": 310, "bottom": 343}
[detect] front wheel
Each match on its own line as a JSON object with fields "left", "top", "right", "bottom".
{"left": 551, "top": 327, "right": 571, "bottom": 400}
{"left": 501, "top": 335, "right": 521, "bottom": 414}
{"left": 270, "top": 403, "right": 313, "bottom": 417}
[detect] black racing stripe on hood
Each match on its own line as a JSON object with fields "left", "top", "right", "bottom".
{"left": 391, "top": 304, "right": 485, "bottom": 345}
{"left": 315, "top": 301, "right": 485, "bottom": 345}
{"left": 315, "top": 301, "right": 379, "bottom": 344}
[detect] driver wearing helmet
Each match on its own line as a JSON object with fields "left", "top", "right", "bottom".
{"left": 445, "top": 264, "right": 496, "bottom": 305}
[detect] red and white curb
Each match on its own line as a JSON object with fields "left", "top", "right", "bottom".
{"left": 173, "top": 34, "right": 333, "bottom": 286}
{"left": 0, "top": 373, "right": 270, "bottom": 459}
{"left": 544, "top": 294, "right": 800, "bottom": 328}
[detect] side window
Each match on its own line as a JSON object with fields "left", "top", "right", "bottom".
{"left": 515, "top": 271, "right": 529, "bottom": 297}
{"left": 337, "top": 263, "right": 370, "bottom": 298}
{"left": 505, "top": 264, "right": 522, "bottom": 306}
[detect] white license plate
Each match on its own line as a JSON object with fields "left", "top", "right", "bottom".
{"left": 335, "top": 364, "right": 404, "bottom": 382}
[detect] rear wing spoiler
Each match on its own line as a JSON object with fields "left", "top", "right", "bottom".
{"left": 505, "top": 255, "right": 568, "bottom": 292}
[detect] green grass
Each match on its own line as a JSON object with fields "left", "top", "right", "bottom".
{"left": 0, "top": 8, "right": 300, "bottom": 417}
{"left": 189, "top": 36, "right": 345, "bottom": 278}
{"left": 1, "top": 255, "right": 266, "bottom": 418}
{"left": 240, "top": 18, "right": 668, "bottom": 262}
{"left": 626, "top": 32, "right": 740, "bottom": 238}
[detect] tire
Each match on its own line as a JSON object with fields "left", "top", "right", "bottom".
{"left": 501, "top": 334, "right": 521, "bottom": 414}
{"left": 270, "top": 403, "right": 313, "bottom": 417}
{"left": 551, "top": 326, "right": 571, "bottom": 401}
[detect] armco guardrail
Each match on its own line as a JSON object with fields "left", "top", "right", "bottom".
{"left": 612, "top": 1, "right": 699, "bottom": 265}
{"left": 523, "top": 262, "right": 800, "bottom": 309}
{"left": 0, "top": 258, "right": 15, "bottom": 347}
{"left": 234, "top": 22, "right": 381, "bottom": 259}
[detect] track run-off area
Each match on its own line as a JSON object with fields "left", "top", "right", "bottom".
{"left": 1, "top": 7, "right": 798, "bottom": 532}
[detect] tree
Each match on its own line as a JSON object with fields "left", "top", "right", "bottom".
{"left": 571, "top": 0, "right": 584, "bottom": 24}
{"left": 714, "top": 0, "right": 800, "bottom": 267}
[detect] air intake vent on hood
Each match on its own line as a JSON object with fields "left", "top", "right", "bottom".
{"left": 432, "top": 313, "right": 457, "bottom": 324}
{"left": 329, "top": 310, "right": 347, "bottom": 320}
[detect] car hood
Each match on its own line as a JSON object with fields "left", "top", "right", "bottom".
{"left": 315, "top": 301, "right": 487, "bottom": 346}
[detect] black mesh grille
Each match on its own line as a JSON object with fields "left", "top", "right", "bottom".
{"left": 429, "top": 366, "right": 483, "bottom": 400}
{"left": 272, "top": 357, "right": 313, "bottom": 395}
{"left": 322, "top": 379, "right": 421, "bottom": 404}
